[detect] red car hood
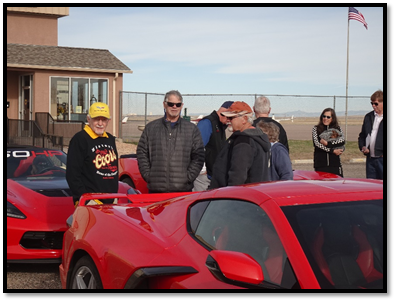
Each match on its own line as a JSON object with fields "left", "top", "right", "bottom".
{"left": 292, "top": 170, "right": 342, "bottom": 180}
{"left": 7, "top": 179, "right": 74, "bottom": 228}
{"left": 93, "top": 193, "right": 199, "bottom": 242}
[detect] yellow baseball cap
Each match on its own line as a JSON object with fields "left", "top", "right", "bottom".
{"left": 89, "top": 102, "right": 111, "bottom": 119}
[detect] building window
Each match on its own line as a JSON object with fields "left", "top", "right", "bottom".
{"left": 90, "top": 79, "right": 108, "bottom": 104}
{"left": 71, "top": 78, "right": 88, "bottom": 118}
{"left": 50, "top": 77, "right": 108, "bottom": 121}
{"left": 51, "top": 77, "right": 69, "bottom": 120}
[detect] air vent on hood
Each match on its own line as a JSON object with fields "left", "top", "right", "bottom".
{"left": 34, "top": 189, "right": 73, "bottom": 197}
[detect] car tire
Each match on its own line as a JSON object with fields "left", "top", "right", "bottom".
{"left": 70, "top": 255, "right": 103, "bottom": 289}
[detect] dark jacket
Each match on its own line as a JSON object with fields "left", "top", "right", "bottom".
{"left": 270, "top": 142, "right": 293, "bottom": 181}
{"left": 209, "top": 128, "right": 271, "bottom": 189}
{"left": 312, "top": 125, "right": 345, "bottom": 170}
{"left": 66, "top": 125, "right": 119, "bottom": 203}
{"left": 253, "top": 117, "right": 289, "bottom": 152}
{"left": 200, "top": 110, "right": 227, "bottom": 177}
{"left": 137, "top": 116, "right": 204, "bottom": 193}
{"left": 358, "top": 111, "right": 384, "bottom": 157}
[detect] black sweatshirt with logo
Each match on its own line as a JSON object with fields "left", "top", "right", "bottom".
{"left": 66, "top": 125, "right": 118, "bottom": 203}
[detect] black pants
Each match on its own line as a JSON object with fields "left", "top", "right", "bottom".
{"left": 366, "top": 156, "right": 383, "bottom": 180}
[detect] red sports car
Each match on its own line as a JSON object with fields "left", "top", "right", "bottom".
{"left": 119, "top": 154, "right": 149, "bottom": 193}
{"left": 60, "top": 178, "right": 383, "bottom": 290}
{"left": 118, "top": 154, "right": 342, "bottom": 193}
{"left": 7, "top": 145, "right": 134, "bottom": 263}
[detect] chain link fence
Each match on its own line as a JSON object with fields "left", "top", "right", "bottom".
{"left": 119, "top": 91, "right": 370, "bottom": 143}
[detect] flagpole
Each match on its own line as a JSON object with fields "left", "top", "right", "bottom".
{"left": 345, "top": 8, "right": 350, "bottom": 141}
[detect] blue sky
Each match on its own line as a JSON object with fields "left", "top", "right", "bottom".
{"left": 58, "top": 5, "right": 384, "bottom": 100}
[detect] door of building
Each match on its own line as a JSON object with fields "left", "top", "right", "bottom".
{"left": 19, "top": 74, "right": 33, "bottom": 132}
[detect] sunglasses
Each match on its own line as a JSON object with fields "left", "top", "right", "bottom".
{"left": 371, "top": 102, "right": 379, "bottom": 106}
{"left": 166, "top": 101, "right": 182, "bottom": 108}
{"left": 322, "top": 115, "right": 332, "bottom": 119}
{"left": 226, "top": 114, "right": 244, "bottom": 120}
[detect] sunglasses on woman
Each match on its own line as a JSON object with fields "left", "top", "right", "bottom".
{"left": 166, "top": 101, "right": 182, "bottom": 108}
{"left": 322, "top": 115, "right": 332, "bottom": 119}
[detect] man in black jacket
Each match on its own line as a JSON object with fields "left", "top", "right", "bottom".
{"left": 137, "top": 90, "right": 204, "bottom": 193}
{"left": 66, "top": 102, "right": 118, "bottom": 205}
{"left": 358, "top": 90, "right": 383, "bottom": 179}
{"left": 209, "top": 101, "right": 271, "bottom": 189}
{"left": 193, "top": 101, "right": 233, "bottom": 191}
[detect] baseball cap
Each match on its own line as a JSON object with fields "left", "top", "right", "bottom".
{"left": 220, "top": 101, "right": 234, "bottom": 109}
{"left": 221, "top": 101, "right": 253, "bottom": 117}
{"left": 89, "top": 102, "right": 111, "bottom": 119}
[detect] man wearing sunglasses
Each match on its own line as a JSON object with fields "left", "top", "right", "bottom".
{"left": 358, "top": 90, "right": 384, "bottom": 180}
{"left": 137, "top": 90, "right": 204, "bottom": 193}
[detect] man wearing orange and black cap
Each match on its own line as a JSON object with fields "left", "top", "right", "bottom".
{"left": 66, "top": 102, "right": 119, "bottom": 205}
{"left": 209, "top": 101, "right": 271, "bottom": 189}
{"left": 193, "top": 101, "right": 234, "bottom": 191}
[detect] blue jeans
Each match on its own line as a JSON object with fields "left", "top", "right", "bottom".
{"left": 366, "top": 156, "right": 383, "bottom": 180}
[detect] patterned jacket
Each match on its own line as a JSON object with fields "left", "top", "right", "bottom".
{"left": 312, "top": 125, "right": 345, "bottom": 169}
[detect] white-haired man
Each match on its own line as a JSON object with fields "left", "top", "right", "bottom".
{"left": 66, "top": 102, "right": 118, "bottom": 205}
{"left": 253, "top": 96, "right": 289, "bottom": 152}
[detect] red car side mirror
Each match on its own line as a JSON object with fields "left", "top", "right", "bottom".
{"left": 206, "top": 250, "right": 264, "bottom": 285}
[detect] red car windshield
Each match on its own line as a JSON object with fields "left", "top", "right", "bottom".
{"left": 7, "top": 148, "right": 67, "bottom": 179}
{"left": 282, "top": 199, "right": 383, "bottom": 289}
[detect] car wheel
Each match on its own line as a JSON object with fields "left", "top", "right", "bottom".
{"left": 70, "top": 256, "right": 103, "bottom": 289}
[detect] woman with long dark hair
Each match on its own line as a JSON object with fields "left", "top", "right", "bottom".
{"left": 312, "top": 108, "right": 345, "bottom": 176}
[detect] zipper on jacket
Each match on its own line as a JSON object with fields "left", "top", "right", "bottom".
{"left": 166, "top": 128, "right": 172, "bottom": 191}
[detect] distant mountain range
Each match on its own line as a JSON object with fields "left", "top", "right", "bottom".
{"left": 191, "top": 110, "right": 367, "bottom": 118}
{"left": 271, "top": 110, "right": 368, "bottom": 117}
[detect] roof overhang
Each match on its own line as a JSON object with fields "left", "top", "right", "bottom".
{"left": 7, "top": 63, "right": 133, "bottom": 74}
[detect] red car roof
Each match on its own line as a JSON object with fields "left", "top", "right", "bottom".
{"left": 206, "top": 179, "right": 383, "bottom": 207}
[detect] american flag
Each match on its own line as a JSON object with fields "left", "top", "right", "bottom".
{"left": 348, "top": 7, "right": 368, "bottom": 30}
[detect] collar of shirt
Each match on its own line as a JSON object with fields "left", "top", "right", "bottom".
{"left": 84, "top": 124, "right": 109, "bottom": 139}
{"left": 374, "top": 111, "right": 383, "bottom": 118}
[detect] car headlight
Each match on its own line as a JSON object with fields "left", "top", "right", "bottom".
{"left": 7, "top": 201, "right": 27, "bottom": 219}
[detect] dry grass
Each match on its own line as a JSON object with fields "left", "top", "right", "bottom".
{"left": 289, "top": 140, "right": 364, "bottom": 162}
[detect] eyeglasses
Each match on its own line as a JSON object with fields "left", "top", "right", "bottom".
{"left": 166, "top": 101, "right": 182, "bottom": 108}
{"left": 322, "top": 115, "right": 332, "bottom": 119}
{"left": 371, "top": 102, "right": 379, "bottom": 106}
{"left": 226, "top": 114, "right": 244, "bottom": 120}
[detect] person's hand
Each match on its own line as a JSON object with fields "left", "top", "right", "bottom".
{"left": 361, "top": 146, "right": 370, "bottom": 154}
{"left": 320, "top": 138, "right": 328, "bottom": 146}
{"left": 333, "top": 149, "right": 343, "bottom": 156}
{"left": 86, "top": 199, "right": 103, "bottom": 205}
